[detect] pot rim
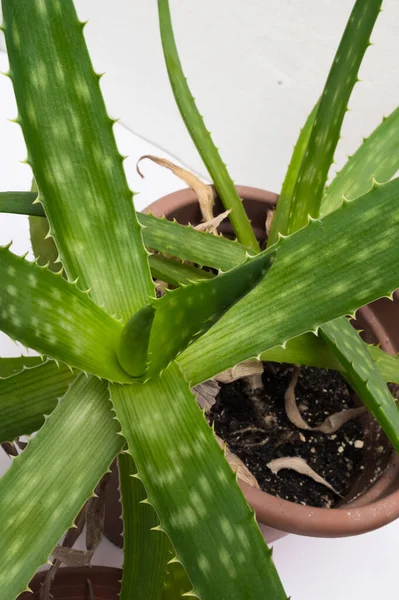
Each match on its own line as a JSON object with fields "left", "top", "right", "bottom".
{"left": 145, "top": 184, "right": 399, "bottom": 538}
{"left": 144, "top": 185, "right": 279, "bottom": 218}
{"left": 21, "top": 567, "right": 122, "bottom": 599}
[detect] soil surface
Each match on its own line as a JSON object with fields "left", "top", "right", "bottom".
{"left": 209, "top": 363, "right": 367, "bottom": 508}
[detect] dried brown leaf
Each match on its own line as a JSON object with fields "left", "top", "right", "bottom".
{"left": 194, "top": 209, "right": 231, "bottom": 234}
{"left": 285, "top": 367, "right": 366, "bottom": 434}
{"left": 63, "top": 506, "right": 86, "bottom": 547}
{"left": 215, "top": 360, "right": 263, "bottom": 384}
{"left": 155, "top": 279, "right": 168, "bottom": 297}
{"left": 284, "top": 367, "right": 310, "bottom": 430}
{"left": 244, "top": 373, "right": 264, "bottom": 391}
{"left": 52, "top": 547, "right": 93, "bottom": 567}
{"left": 267, "top": 456, "right": 342, "bottom": 496}
{"left": 40, "top": 505, "right": 87, "bottom": 600}
{"left": 40, "top": 563, "right": 59, "bottom": 600}
{"left": 137, "top": 155, "right": 215, "bottom": 222}
{"left": 265, "top": 208, "right": 275, "bottom": 236}
{"left": 216, "top": 435, "right": 260, "bottom": 489}
{"left": 86, "top": 472, "right": 110, "bottom": 552}
{"left": 193, "top": 380, "right": 220, "bottom": 412}
{"left": 316, "top": 406, "right": 366, "bottom": 434}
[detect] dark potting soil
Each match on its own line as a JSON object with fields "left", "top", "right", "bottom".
{"left": 209, "top": 363, "right": 368, "bottom": 508}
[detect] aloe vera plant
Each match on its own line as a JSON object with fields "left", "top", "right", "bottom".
{"left": 1, "top": 0, "right": 399, "bottom": 598}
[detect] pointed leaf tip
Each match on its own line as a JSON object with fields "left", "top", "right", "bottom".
{"left": 147, "top": 249, "right": 276, "bottom": 377}
{"left": 117, "top": 304, "right": 156, "bottom": 378}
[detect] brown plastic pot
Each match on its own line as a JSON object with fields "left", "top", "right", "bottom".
{"left": 17, "top": 567, "right": 121, "bottom": 599}
{"left": 104, "top": 185, "right": 399, "bottom": 545}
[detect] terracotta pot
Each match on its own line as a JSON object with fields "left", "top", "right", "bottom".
{"left": 17, "top": 567, "right": 121, "bottom": 599}
{"left": 104, "top": 185, "right": 399, "bottom": 546}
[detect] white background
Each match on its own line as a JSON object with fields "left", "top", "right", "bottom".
{"left": 1, "top": 1, "right": 399, "bottom": 598}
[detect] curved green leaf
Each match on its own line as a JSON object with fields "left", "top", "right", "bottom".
{"left": 1, "top": 3, "right": 284, "bottom": 599}
{"left": 0, "top": 374, "right": 123, "bottom": 600}
{"left": 149, "top": 254, "right": 213, "bottom": 286}
{"left": 3, "top": 340, "right": 397, "bottom": 455}
{"left": 284, "top": 0, "right": 382, "bottom": 234}
{"left": 0, "top": 360, "right": 74, "bottom": 443}
{"left": 266, "top": 0, "right": 396, "bottom": 456}
{"left": 260, "top": 334, "right": 342, "bottom": 371}
{"left": 29, "top": 215, "right": 62, "bottom": 272}
{"left": 158, "top": 0, "right": 259, "bottom": 252}
{"left": 162, "top": 564, "right": 193, "bottom": 600}
{"left": 5, "top": 192, "right": 399, "bottom": 387}
{"left": 0, "top": 245, "right": 130, "bottom": 382}
{"left": 0, "top": 191, "right": 38, "bottom": 215}
{"left": 0, "top": 355, "right": 43, "bottom": 378}
{"left": 322, "top": 106, "right": 399, "bottom": 214}
{"left": 179, "top": 179, "right": 399, "bottom": 385}
{"left": 320, "top": 318, "right": 399, "bottom": 452}
{"left": 146, "top": 251, "right": 275, "bottom": 377}
{"left": 268, "top": 102, "right": 318, "bottom": 247}
{"left": 0, "top": 193, "right": 249, "bottom": 271}
{"left": 118, "top": 305, "right": 156, "bottom": 378}
{"left": 119, "top": 452, "right": 175, "bottom": 600}
{"left": 29, "top": 179, "right": 62, "bottom": 272}
{"left": 369, "top": 346, "right": 399, "bottom": 385}
{"left": 4, "top": 193, "right": 399, "bottom": 384}
{"left": 260, "top": 333, "right": 399, "bottom": 385}
{"left": 161, "top": 560, "right": 192, "bottom": 600}
{"left": 3, "top": 0, "right": 153, "bottom": 320}
{"left": 110, "top": 364, "right": 287, "bottom": 600}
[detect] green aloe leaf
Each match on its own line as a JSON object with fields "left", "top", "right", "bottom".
{"left": 0, "top": 193, "right": 248, "bottom": 271}
{"left": 322, "top": 106, "right": 399, "bottom": 215}
{"left": 260, "top": 334, "right": 342, "bottom": 371}
{"left": 0, "top": 355, "right": 43, "bottom": 378}
{"left": 118, "top": 305, "right": 156, "bottom": 378}
{"left": 29, "top": 214, "right": 62, "bottom": 272}
{"left": 158, "top": 0, "right": 259, "bottom": 252}
{"left": 266, "top": 0, "right": 398, "bottom": 460}
{"left": 5, "top": 194, "right": 399, "bottom": 387}
{"left": 149, "top": 254, "right": 213, "bottom": 286}
{"left": 0, "top": 245, "right": 129, "bottom": 382}
{"left": 0, "top": 191, "right": 38, "bottom": 215}
{"left": 29, "top": 179, "right": 62, "bottom": 272}
{"left": 320, "top": 318, "right": 399, "bottom": 451}
{"left": 0, "top": 374, "right": 123, "bottom": 600}
{"left": 4, "top": 341, "right": 398, "bottom": 452}
{"left": 0, "top": 360, "right": 74, "bottom": 443}
{"left": 369, "top": 346, "right": 399, "bottom": 385}
{"left": 3, "top": 341, "right": 395, "bottom": 454}
{"left": 260, "top": 333, "right": 399, "bottom": 385}
{"left": 266, "top": 0, "right": 396, "bottom": 457}
{"left": 178, "top": 179, "right": 399, "bottom": 385}
{"left": 143, "top": 251, "right": 275, "bottom": 378}
{"left": 2, "top": 0, "right": 153, "bottom": 320}
{"left": 4, "top": 194, "right": 399, "bottom": 385}
{"left": 268, "top": 102, "right": 318, "bottom": 247}
{"left": 110, "top": 363, "right": 287, "bottom": 600}
{"left": 283, "top": 0, "right": 382, "bottom": 234}
{"left": 2, "top": 2, "right": 284, "bottom": 598}
{"left": 161, "top": 560, "right": 192, "bottom": 600}
{"left": 118, "top": 452, "right": 176, "bottom": 600}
